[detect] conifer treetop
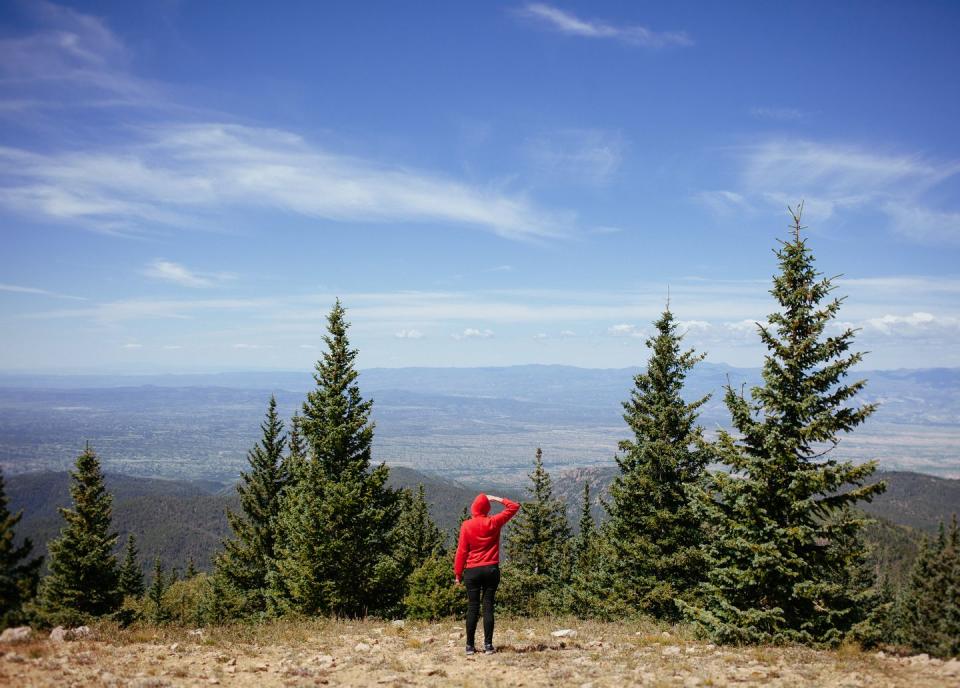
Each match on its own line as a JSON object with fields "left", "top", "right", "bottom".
{"left": 301, "top": 299, "right": 375, "bottom": 479}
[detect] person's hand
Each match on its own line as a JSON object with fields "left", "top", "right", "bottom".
{"left": 455, "top": 577, "right": 462, "bottom": 586}
{"left": 486, "top": 494, "right": 503, "bottom": 504}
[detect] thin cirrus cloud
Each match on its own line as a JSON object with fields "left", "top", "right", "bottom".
{"left": 0, "top": 4, "right": 573, "bottom": 242}
{"left": 698, "top": 139, "right": 960, "bottom": 243}
{"left": 524, "top": 129, "right": 625, "bottom": 185}
{"left": 0, "top": 123, "right": 572, "bottom": 241}
{"left": 394, "top": 329, "right": 424, "bottom": 339}
{"left": 143, "top": 260, "right": 235, "bottom": 288}
{"left": 518, "top": 3, "right": 693, "bottom": 48}
{"left": 0, "top": 282, "right": 86, "bottom": 300}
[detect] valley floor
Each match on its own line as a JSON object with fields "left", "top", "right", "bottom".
{"left": 2, "top": 618, "right": 958, "bottom": 687}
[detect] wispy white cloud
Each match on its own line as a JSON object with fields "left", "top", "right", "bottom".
{"left": 0, "top": 282, "right": 86, "bottom": 300}
{"left": 233, "top": 343, "right": 273, "bottom": 350}
{"left": 0, "top": 123, "right": 572, "bottom": 241}
{"left": 608, "top": 323, "right": 645, "bottom": 338}
{"left": 700, "top": 138, "right": 960, "bottom": 244}
{"left": 394, "top": 329, "right": 424, "bottom": 339}
{"left": 452, "top": 328, "right": 494, "bottom": 340}
{"left": 519, "top": 3, "right": 692, "bottom": 48}
{"left": 749, "top": 107, "right": 806, "bottom": 121}
{"left": 143, "top": 260, "right": 235, "bottom": 288}
{"left": 121, "top": 342, "right": 142, "bottom": 349}
{"left": 524, "top": 129, "right": 624, "bottom": 185}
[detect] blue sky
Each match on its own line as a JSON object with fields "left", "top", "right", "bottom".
{"left": 1, "top": 1, "right": 959, "bottom": 372}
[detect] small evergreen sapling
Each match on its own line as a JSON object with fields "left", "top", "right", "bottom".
{"left": 117, "top": 534, "right": 144, "bottom": 598}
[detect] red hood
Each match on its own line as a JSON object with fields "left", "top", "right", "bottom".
{"left": 471, "top": 493, "right": 490, "bottom": 516}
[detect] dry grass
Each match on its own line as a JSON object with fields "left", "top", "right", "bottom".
{"left": 2, "top": 617, "right": 957, "bottom": 687}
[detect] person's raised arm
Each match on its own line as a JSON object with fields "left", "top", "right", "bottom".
{"left": 487, "top": 494, "right": 520, "bottom": 527}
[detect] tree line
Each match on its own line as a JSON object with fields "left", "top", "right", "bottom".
{"left": 0, "top": 209, "right": 957, "bottom": 656}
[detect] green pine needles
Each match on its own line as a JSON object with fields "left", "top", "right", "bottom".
{"left": 681, "top": 206, "right": 885, "bottom": 645}
{"left": 37, "top": 444, "right": 122, "bottom": 625}
{"left": 214, "top": 394, "right": 289, "bottom": 617}
{"left": 606, "top": 307, "right": 710, "bottom": 619}
{"left": 0, "top": 467, "right": 42, "bottom": 627}
{"left": 269, "top": 300, "right": 401, "bottom": 617}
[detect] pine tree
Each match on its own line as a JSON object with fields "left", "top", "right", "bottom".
{"left": 37, "top": 444, "right": 121, "bottom": 624}
{"left": 502, "top": 448, "right": 570, "bottom": 615}
{"left": 394, "top": 484, "right": 445, "bottom": 581}
{"left": 270, "top": 300, "right": 400, "bottom": 617}
{"left": 214, "top": 395, "right": 288, "bottom": 616}
{"left": 574, "top": 482, "right": 594, "bottom": 568}
{"left": 606, "top": 307, "right": 710, "bottom": 619}
{"left": 117, "top": 534, "right": 144, "bottom": 598}
{"left": 185, "top": 558, "right": 198, "bottom": 579}
{"left": 682, "top": 207, "right": 885, "bottom": 645}
{"left": 147, "top": 556, "right": 169, "bottom": 623}
{"left": 903, "top": 515, "right": 960, "bottom": 657}
{"left": 285, "top": 413, "right": 307, "bottom": 479}
{"left": 0, "top": 467, "right": 42, "bottom": 626}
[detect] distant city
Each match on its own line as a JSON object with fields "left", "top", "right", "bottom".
{"left": 2, "top": 364, "right": 957, "bottom": 487}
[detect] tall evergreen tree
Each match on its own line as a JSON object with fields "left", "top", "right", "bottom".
{"left": 0, "top": 467, "right": 42, "bottom": 626}
{"left": 502, "top": 448, "right": 570, "bottom": 615}
{"left": 573, "top": 482, "right": 594, "bottom": 568}
{"left": 606, "top": 307, "right": 710, "bottom": 618}
{"left": 270, "top": 300, "right": 400, "bottom": 617}
{"left": 214, "top": 395, "right": 288, "bottom": 616}
{"left": 285, "top": 413, "right": 307, "bottom": 480}
{"left": 682, "top": 207, "right": 885, "bottom": 645}
{"left": 37, "top": 444, "right": 121, "bottom": 624}
{"left": 117, "top": 534, "right": 144, "bottom": 598}
{"left": 903, "top": 515, "right": 960, "bottom": 657}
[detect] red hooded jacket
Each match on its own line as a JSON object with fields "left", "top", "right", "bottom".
{"left": 454, "top": 494, "right": 520, "bottom": 579}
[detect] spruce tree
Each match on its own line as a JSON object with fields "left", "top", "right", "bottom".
{"left": 573, "top": 482, "right": 594, "bottom": 568}
{"left": 185, "top": 558, "right": 198, "bottom": 579}
{"left": 117, "top": 534, "right": 144, "bottom": 598}
{"left": 37, "top": 444, "right": 121, "bottom": 624}
{"left": 0, "top": 467, "right": 42, "bottom": 626}
{"left": 683, "top": 207, "right": 885, "bottom": 645}
{"left": 270, "top": 300, "right": 400, "bottom": 617}
{"left": 394, "top": 484, "right": 445, "bottom": 581}
{"left": 502, "top": 448, "right": 570, "bottom": 615}
{"left": 214, "top": 395, "right": 288, "bottom": 616}
{"left": 903, "top": 516, "right": 960, "bottom": 657}
{"left": 147, "top": 556, "right": 169, "bottom": 623}
{"left": 606, "top": 307, "right": 709, "bottom": 618}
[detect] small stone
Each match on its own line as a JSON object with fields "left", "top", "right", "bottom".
{"left": 551, "top": 629, "right": 577, "bottom": 638}
{"left": 662, "top": 645, "right": 682, "bottom": 656}
{"left": 208, "top": 677, "right": 220, "bottom": 685}
{"left": 354, "top": 642, "right": 371, "bottom": 652}
{"left": 391, "top": 619, "right": 405, "bottom": 628}
{"left": 70, "top": 625, "right": 91, "bottom": 639}
{"left": 875, "top": 650, "right": 886, "bottom": 658}
{"left": 448, "top": 631, "right": 463, "bottom": 639}
{"left": 225, "top": 666, "right": 236, "bottom": 675}
{"left": 0, "top": 626, "right": 32, "bottom": 643}
{"left": 910, "top": 653, "right": 931, "bottom": 663}
{"left": 49, "top": 626, "right": 68, "bottom": 642}
{"left": 169, "top": 643, "right": 179, "bottom": 652}
{"left": 377, "top": 676, "right": 400, "bottom": 684}
{"left": 661, "top": 631, "right": 672, "bottom": 638}
{"left": 188, "top": 628, "right": 204, "bottom": 637}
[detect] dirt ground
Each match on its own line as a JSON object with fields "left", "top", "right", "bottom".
{"left": 2, "top": 618, "right": 958, "bottom": 687}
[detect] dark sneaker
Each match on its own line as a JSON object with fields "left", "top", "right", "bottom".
{"left": 465, "top": 645, "right": 476, "bottom": 656}
{"left": 484, "top": 644, "right": 495, "bottom": 655}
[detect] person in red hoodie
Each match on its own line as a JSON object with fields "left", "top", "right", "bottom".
{"left": 454, "top": 493, "right": 520, "bottom": 655}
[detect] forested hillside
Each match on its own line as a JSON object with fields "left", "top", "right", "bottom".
{"left": 6, "top": 466, "right": 953, "bottom": 583}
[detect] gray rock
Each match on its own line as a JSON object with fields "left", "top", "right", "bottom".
{"left": 0, "top": 626, "right": 32, "bottom": 643}
{"left": 49, "top": 626, "right": 68, "bottom": 642}
{"left": 551, "top": 629, "right": 577, "bottom": 638}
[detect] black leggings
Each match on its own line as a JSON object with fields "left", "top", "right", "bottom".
{"left": 464, "top": 564, "right": 500, "bottom": 647}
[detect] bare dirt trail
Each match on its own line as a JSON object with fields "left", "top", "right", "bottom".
{"left": 2, "top": 619, "right": 958, "bottom": 687}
